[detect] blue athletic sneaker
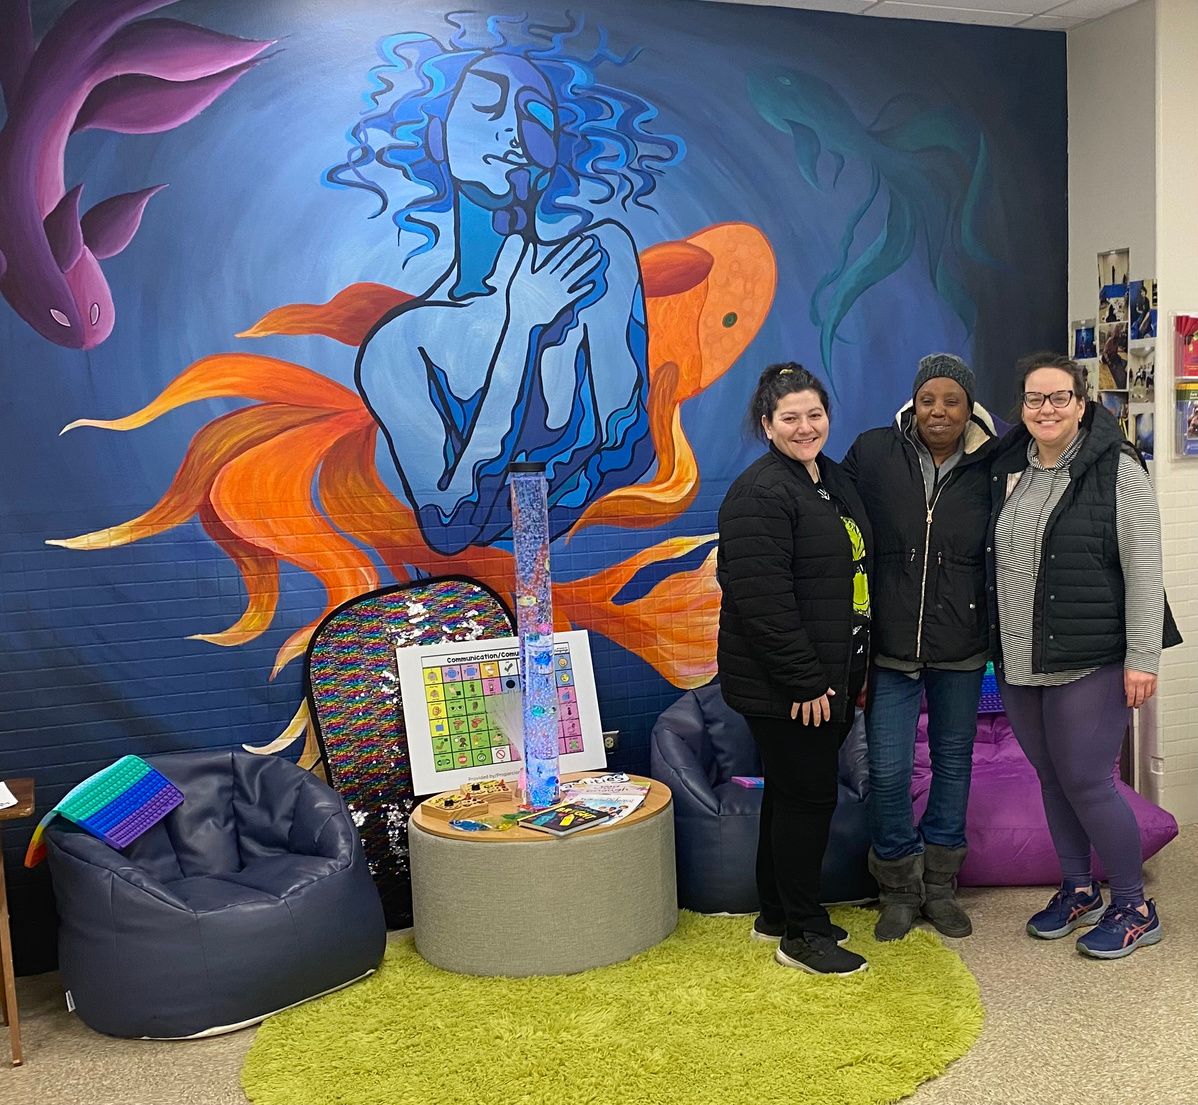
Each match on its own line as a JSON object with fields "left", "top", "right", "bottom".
{"left": 1027, "top": 883, "right": 1106, "bottom": 939}
{"left": 1076, "top": 900, "right": 1162, "bottom": 960}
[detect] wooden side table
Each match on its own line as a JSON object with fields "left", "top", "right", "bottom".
{"left": 0, "top": 778, "right": 34, "bottom": 1066}
{"left": 409, "top": 774, "right": 676, "bottom": 977}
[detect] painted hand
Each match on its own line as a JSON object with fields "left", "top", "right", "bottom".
{"left": 514, "top": 235, "right": 602, "bottom": 323}
{"left": 1125, "top": 669, "right": 1157, "bottom": 709}
{"left": 791, "top": 688, "right": 836, "bottom": 727}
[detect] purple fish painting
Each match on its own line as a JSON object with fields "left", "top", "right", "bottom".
{"left": 0, "top": 0, "right": 272, "bottom": 349}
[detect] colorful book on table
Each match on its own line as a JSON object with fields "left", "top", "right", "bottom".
{"left": 559, "top": 774, "right": 649, "bottom": 823}
{"left": 519, "top": 803, "right": 613, "bottom": 837}
{"left": 24, "top": 756, "right": 183, "bottom": 866}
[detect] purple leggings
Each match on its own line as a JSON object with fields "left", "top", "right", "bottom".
{"left": 998, "top": 664, "right": 1143, "bottom": 906}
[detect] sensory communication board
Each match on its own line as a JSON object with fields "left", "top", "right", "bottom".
{"left": 397, "top": 630, "right": 607, "bottom": 796}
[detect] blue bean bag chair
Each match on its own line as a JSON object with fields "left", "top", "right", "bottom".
{"left": 45, "top": 749, "right": 386, "bottom": 1039}
{"left": 650, "top": 685, "right": 876, "bottom": 914}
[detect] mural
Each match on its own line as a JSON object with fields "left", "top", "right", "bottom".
{"left": 0, "top": 0, "right": 272, "bottom": 348}
{"left": 0, "top": 0, "right": 1066, "bottom": 967}
{"left": 747, "top": 67, "right": 997, "bottom": 386}
{"left": 49, "top": 17, "right": 779, "bottom": 763}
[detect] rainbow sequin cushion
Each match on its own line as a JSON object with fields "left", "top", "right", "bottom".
{"left": 307, "top": 578, "right": 515, "bottom": 928}
{"left": 25, "top": 756, "right": 183, "bottom": 866}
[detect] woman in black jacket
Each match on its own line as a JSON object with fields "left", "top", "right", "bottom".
{"left": 841, "top": 354, "right": 996, "bottom": 943}
{"left": 717, "top": 363, "right": 872, "bottom": 977}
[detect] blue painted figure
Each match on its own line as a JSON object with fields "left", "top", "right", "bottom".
{"left": 330, "top": 22, "right": 682, "bottom": 554}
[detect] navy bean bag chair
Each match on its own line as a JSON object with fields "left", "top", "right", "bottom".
{"left": 46, "top": 749, "right": 386, "bottom": 1039}
{"left": 650, "top": 685, "right": 876, "bottom": 913}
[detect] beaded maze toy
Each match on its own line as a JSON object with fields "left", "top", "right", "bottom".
{"left": 25, "top": 755, "right": 183, "bottom": 866}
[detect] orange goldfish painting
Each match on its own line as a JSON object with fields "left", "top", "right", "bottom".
{"left": 54, "top": 222, "right": 776, "bottom": 765}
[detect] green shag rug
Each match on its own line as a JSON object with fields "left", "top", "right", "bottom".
{"left": 242, "top": 909, "right": 982, "bottom": 1105}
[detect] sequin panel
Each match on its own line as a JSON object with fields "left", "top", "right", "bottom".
{"left": 307, "top": 579, "right": 513, "bottom": 927}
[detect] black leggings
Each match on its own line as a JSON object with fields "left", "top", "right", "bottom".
{"left": 747, "top": 712, "right": 853, "bottom": 940}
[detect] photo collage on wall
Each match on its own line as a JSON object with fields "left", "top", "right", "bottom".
{"left": 1073, "top": 248, "right": 1154, "bottom": 460}
{"left": 1172, "top": 315, "right": 1198, "bottom": 457}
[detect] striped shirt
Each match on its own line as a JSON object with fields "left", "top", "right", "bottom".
{"left": 995, "top": 431, "right": 1163, "bottom": 686}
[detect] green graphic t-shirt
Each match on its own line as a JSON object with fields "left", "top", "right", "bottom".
{"left": 840, "top": 514, "right": 870, "bottom": 619}
{"left": 815, "top": 482, "right": 870, "bottom": 671}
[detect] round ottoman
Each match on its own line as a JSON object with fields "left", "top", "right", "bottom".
{"left": 410, "top": 776, "right": 676, "bottom": 976}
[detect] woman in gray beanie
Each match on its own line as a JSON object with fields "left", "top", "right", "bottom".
{"left": 841, "top": 353, "right": 997, "bottom": 941}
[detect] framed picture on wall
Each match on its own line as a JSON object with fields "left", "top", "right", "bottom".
{"left": 1097, "top": 322, "right": 1128, "bottom": 389}
{"left": 1098, "top": 248, "right": 1130, "bottom": 297}
{"left": 1071, "top": 319, "right": 1097, "bottom": 359}
{"left": 1127, "top": 345, "right": 1154, "bottom": 403}
{"left": 1133, "top": 410, "right": 1154, "bottom": 459}
{"left": 1129, "top": 279, "right": 1157, "bottom": 339}
{"left": 1100, "top": 390, "right": 1131, "bottom": 439}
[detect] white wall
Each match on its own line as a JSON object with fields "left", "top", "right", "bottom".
{"left": 1150, "top": 0, "right": 1198, "bottom": 823}
{"left": 1069, "top": 0, "right": 1198, "bottom": 824}
{"left": 1067, "top": 1, "right": 1155, "bottom": 326}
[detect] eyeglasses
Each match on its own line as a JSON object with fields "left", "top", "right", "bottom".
{"left": 1022, "top": 390, "right": 1078, "bottom": 410}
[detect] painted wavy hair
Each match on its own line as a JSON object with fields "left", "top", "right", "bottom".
{"left": 325, "top": 13, "right": 684, "bottom": 255}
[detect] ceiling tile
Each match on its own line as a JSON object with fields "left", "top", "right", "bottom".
{"left": 1039, "top": 0, "right": 1139, "bottom": 17}
{"left": 693, "top": 0, "right": 874, "bottom": 10}
{"left": 878, "top": 0, "right": 1058, "bottom": 11}
{"left": 867, "top": 2, "right": 1028, "bottom": 25}
{"left": 693, "top": 0, "right": 1144, "bottom": 28}
{"left": 1019, "top": 13, "right": 1086, "bottom": 27}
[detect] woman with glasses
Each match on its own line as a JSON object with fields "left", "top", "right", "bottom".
{"left": 987, "top": 352, "right": 1179, "bottom": 959}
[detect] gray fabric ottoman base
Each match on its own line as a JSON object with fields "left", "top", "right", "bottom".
{"left": 410, "top": 808, "right": 677, "bottom": 976}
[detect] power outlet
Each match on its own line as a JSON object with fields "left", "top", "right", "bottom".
{"left": 602, "top": 730, "right": 619, "bottom": 752}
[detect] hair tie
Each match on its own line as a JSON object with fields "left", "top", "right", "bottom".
{"left": 778, "top": 368, "right": 792, "bottom": 375}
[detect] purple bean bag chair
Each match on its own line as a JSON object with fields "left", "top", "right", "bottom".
{"left": 912, "top": 712, "right": 1178, "bottom": 886}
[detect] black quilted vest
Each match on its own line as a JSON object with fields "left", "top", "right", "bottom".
{"left": 986, "top": 403, "right": 1126, "bottom": 673}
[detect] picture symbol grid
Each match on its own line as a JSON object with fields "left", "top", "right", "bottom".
{"left": 420, "top": 644, "right": 592, "bottom": 773}
{"left": 426, "top": 658, "right": 529, "bottom": 772}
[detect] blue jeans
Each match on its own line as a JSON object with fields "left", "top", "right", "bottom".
{"left": 865, "top": 666, "right": 983, "bottom": 860}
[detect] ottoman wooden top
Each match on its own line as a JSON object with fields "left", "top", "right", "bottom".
{"left": 410, "top": 772, "right": 671, "bottom": 842}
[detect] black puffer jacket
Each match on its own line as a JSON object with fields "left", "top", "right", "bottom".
{"left": 717, "top": 444, "right": 872, "bottom": 721}
{"left": 842, "top": 405, "right": 996, "bottom": 664}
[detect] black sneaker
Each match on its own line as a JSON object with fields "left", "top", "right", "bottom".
{"left": 751, "top": 916, "right": 849, "bottom": 946}
{"left": 775, "top": 932, "right": 868, "bottom": 975}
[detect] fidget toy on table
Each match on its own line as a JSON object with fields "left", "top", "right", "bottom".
{"left": 461, "top": 779, "right": 513, "bottom": 803}
{"left": 978, "top": 661, "right": 1005, "bottom": 714}
{"left": 306, "top": 578, "right": 515, "bottom": 929}
{"left": 424, "top": 648, "right": 584, "bottom": 775}
{"left": 25, "top": 756, "right": 183, "bottom": 866}
{"left": 422, "top": 792, "right": 490, "bottom": 821}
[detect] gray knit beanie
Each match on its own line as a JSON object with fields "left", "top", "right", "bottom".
{"left": 912, "top": 353, "right": 976, "bottom": 408}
